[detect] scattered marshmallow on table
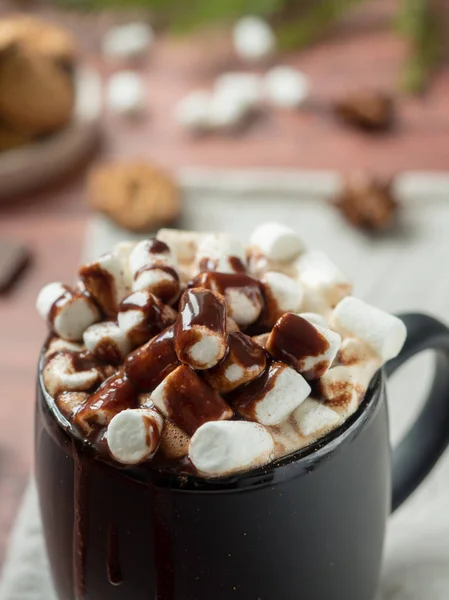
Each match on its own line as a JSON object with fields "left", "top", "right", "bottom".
{"left": 79, "top": 250, "right": 132, "bottom": 317}
{"left": 292, "top": 398, "right": 342, "bottom": 437}
{"left": 37, "top": 283, "right": 100, "bottom": 342}
{"left": 43, "top": 352, "right": 102, "bottom": 397}
{"left": 189, "top": 420, "right": 274, "bottom": 477}
{"left": 151, "top": 365, "right": 233, "bottom": 435}
{"left": 106, "top": 71, "right": 145, "bottom": 116}
{"left": 250, "top": 221, "right": 304, "bottom": 262}
{"left": 102, "top": 22, "right": 154, "bottom": 62}
{"left": 195, "top": 233, "right": 247, "bottom": 274}
{"left": 174, "top": 90, "right": 212, "bottom": 133}
{"left": 83, "top": 321, "right": 132, "bottom": 363}
{"left": 118, "top": 290, "right": 177, "bottom": 347}
{"left": 203, "top": 331, "right": 266, "bottom": 393}
{"left": 175, "top": 288, "right": 228, "bottom": 370}
{"left": 214, "top": 72, "right": 262, "bottom": 111}
{"left": 266, "top": 313, "right": 341, "bottom": 380}
{"left": 296, "top": 251, "right": 352, "bottom": 314}
{"left": 106, "top": 408, "right": 164, "bottom": 465}
{"left": 232, "top": 361, "right": 311, "bottom": 426}
{"left": 331, "top": 296, "right": 407, "bottom": 362}
{"left": 208, "top": 90, "right": 251, "bottom": 130}
{"left": 261, "top": 271, "right": 303, "bottom": 326}
{"left": 129, "top": 239, "right": 180, "bottom": 304}
{"left": 264, "top": 66, "right": 310, "bottom": 109}
{"left": 192, "top": 271, "right": 264, "bottom": 327}
{"left": 232, "top": 16, "right": 276, "bottom": 63}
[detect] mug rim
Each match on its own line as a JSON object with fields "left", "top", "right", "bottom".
{"left": 38, "top": 346, "right": 384, "bottom": 493}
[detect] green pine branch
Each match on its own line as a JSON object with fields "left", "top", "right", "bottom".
{"left": 56, "top": 0, "right": 445, "bottom": 94}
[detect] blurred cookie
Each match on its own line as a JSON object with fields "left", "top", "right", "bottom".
{"left": 0, "top": 121, "right": 34, "bottom": 152}
{"left": 88, "top": 162, "right": 180, "bottom": 232}
{"left": 0, "top": 44, "right": 74, "bottom": 135}
{"left": 0, "top": 15, "right": 77, "bottom": 70}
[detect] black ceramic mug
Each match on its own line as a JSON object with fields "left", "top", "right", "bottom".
{"left": 35, "top": 313, "right": 449, "bottom": 600}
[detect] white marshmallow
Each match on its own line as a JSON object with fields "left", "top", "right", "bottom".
{"left": 175, "top": 90, "right": 212, "bottom": 132}
{"left": 203, "top": 332, "right": 266, "bottom": 393}
{"left": 225, "top": 287, "right": 262, "bottom": 326}
{"left": 102, "top": 22, "right": 154, "bottom": 62}
{"left": 297, "top": 312, "right": 328, "bottom": 328}
{"left": 157, "top": 228, "right": 207, "bottom": 264}
{"left": 56, "top": 391, "right": 89, "bottom": 418}
{"left": 132, "top": 268, "right": 178, "bottom": 299}
{"left": 208, "top": 89, "right": 251, "bottom": 130}
{"left": 79, "top": 251, "right": 132, "bottom": 316}
{"left": 37, "top": 283, "right": 101, "bottom": 342}
{"left": 303, "top": 324, "right": 341, "bottom": 378}
{"left": 175, "top": 289, "right": 228, "bottom": 370}
{"left": 337, "top": 337, "right": 375, "bottom": 365}
{"left": 319, "top": 365, "right": 366, "bottom": 417}
{"left": 250, "top": 222, "right": 304, "bottom": 262}
{"left": 151, "top": 365, "right": 233, "bottom": 434}
{"left": 235, "top": 362, "right": 311, "bottom": 426}
{"left": 118, "top": 305, "right": 145, "bottom": 337}
{"left": 232, "top": 16, "right": 276, "bottom": 63}
{"left": 43, "top": 353, "right": 101, "bottom": 397}
{"left": 266, "top": 315, "right": 341, "bottom": 380}
{"left": 129, "top": 239, "right": 176, "bottom": 273}
{"left": 114, "top": 240, "right": 137, "bottom": 264}
{"left": 45, "top": 338, "right": 85, "bottom": 358}
{"left": 36, "top": 282, "right": 66, "bottom": 321}
{"left": 262, "top": 271, "right": 303, "bottom": 321}
{"left": 214, "top": 72, "right": 262, "bottom": 111}
{"left": 264, "top": 66, "right": 310, "bottom": 108}
{"left": 117, "top": 290, "right": 177, "bottom": 346}
{"left": 106, "top": 408, "right": 164, "bottom": 465}
{"left": 128, "top": 239, "right": 179, "bottom": 303}
{"left": 83, "top": 321, "right": 132, "bottom": 362}
{"left": 292, "top": 398, "right": 342, "bottom": 437}
{"left": 190, "top": 336, "right": 223, "bottom": 368}
{"left": 106, "top": 71, "right": 145, "bottom": 116}
{"left": 296, "top": 251, "right": 352, "bottom": 313}
{"left": 189, "top": 420, "right": 274, "bottom": 476}
{"left": 331, "top": 296, "right": 407, "bottom": 362}
{"left": 196, "top": 233, "right": 247, "bottom": 273}
{"left": 54, "top": 295, "right": 100, "bottom": 342}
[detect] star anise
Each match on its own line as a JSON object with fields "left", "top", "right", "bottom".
{"left": 332, "top": 173, "right": 398, "bottom": 231}
{"left": 333, "top": 90, "right": 394, "bottom": 131}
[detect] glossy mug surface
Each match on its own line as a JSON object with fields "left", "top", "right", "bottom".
{"left": 35, "top": 313, "right": 449, "bottom": 600}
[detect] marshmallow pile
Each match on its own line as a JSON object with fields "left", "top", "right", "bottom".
{"left": 37, "top": 223, "right": 406, "bottom": 478}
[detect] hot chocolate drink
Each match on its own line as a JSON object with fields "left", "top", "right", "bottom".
{"left": 37, "top": 223, "right": 406, "bottom": 478}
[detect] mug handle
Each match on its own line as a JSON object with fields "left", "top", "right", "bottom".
{"left": 385, "top": 313, "right": 449, "bottom": 511}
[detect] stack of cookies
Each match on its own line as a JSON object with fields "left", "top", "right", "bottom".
{"left": 0, "top": 15, "right": 77, "bottom": 152}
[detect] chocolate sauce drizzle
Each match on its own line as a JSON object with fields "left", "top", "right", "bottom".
{"left": 72, "top": 444, "right": 89, "bottom": 599}
{"left": 267, "top": 313, "right": 329, "bottom": 371}
{"left": 151, "top": 486, "right": 175, "bottom": 600}
{"left": 47, "top": 286, "right": 70, "bottom": 328}
{"left": 107, "top": 524, "right": 123, "bottom": 587}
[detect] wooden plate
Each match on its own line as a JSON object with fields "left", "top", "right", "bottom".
{"left": 0, "top": 67, "right": 102, "bottom": 201}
